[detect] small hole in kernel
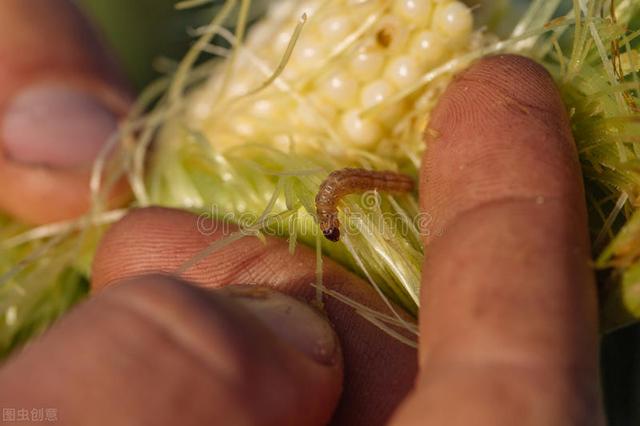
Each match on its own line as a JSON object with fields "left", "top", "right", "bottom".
{"left": 376, "top": 29, "right": 392, "bottom": 48}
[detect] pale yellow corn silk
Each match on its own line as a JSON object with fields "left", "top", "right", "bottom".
{"left": 1, "top": 0, "right": 640, "bottom": 354}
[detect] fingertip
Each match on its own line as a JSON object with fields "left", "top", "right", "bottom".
{"left": 0, "top": 275, "right": 343, "bottom": 426}
{"left": 429, "top": 54, "right": 563, "bottom": 135}
{"left": 2, "top": 82, "right": 130, "bottom": 169}
{"left": 105, "top": 276, "right": 342, "bottom": 368}
{"left": 0, "top": 0, "right": 132, "bottom": 225}
{"left": 0, "top": 159, "right": 131, "bottom": 225}
{"left": 421, "top": 54, "right": 583, "bottom": 243}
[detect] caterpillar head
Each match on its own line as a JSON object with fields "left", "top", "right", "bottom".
{"left": 322, "top": 226, "right": 341, "bottom": 242}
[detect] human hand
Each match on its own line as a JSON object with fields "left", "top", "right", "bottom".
{"left": 0, "top": 1, "right": 604, "bottom": 425}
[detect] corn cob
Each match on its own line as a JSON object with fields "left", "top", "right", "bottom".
{"left": 185, "top": 0, "right": 474, "bottom": 155}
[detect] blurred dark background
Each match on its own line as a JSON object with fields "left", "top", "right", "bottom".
{"left": 74, "top": 0, "right": 640, "bottom": 424}
{"left": 76, "top": 0, "right": 218, "bottom": 89}
{"left": 602, "top": 327, "right": 640, "bottom": 425}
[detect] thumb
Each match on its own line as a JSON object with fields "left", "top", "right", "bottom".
{"left": 0, "top": 0, "right": 132, "bottom": 224}
{"left": 0, "top": 275, "right": 343, "bottom": 425}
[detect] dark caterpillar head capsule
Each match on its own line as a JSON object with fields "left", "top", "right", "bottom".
{"left": 322, "top": 227, "right": 341, "bottom": 242}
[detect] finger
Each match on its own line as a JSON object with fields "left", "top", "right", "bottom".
{"left": 393, "top": 55, "right": 603, "bottom": 425}
{"left": 91, "top": 207, "right": 417, "bottom": 426}
{"left": 0, "top": 0, "right": 132, "bottom": 224}
{"left": 0, "top": 276, "right": 342, "bottom": 426}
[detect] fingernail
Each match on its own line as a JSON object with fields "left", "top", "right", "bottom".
{"left": 2, "top": 84, "right": 119, "bottom": 169}
{"left": 226, "top": 286, "right": 340, "bottom": 366}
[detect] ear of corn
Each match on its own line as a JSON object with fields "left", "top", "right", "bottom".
{"left": 144, "top": 0, "right": 480, "bottom": 321}
{"left": 182, "top": 0, "right": 473, "bottom": 154}
{"left": 0, "top": 0, "right": 640, "bottom": 355}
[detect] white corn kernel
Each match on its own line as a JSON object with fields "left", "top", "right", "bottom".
{"left": 433, "top": 1, "right": 473, "bottom": 44}
{"left": 231, "top": 116, "right": 255, "bottom": 137}
{"left": 269, "top": 1, "right": 295, "bottom": 21}
{"left": 392, "top": 0, "right": 433, "bottom": 26}
{"left": 226, "top": 77, "right": 252, "bottom": 98}
{"left": 360, "top": 79, "right": 404, "bottom": 127}
{"left": 319, "top": 72, "right": 359, "bottom": 109}
{"left": 320, "top": 14, "right": 354, "bottom": 43}
{"left": 374, "top": 15, "right": 410, "bottom": 52}
{"left": 410, "top": 30, "right": 447, "bottom": 67}
{"left": 349, "top": 49, "right": 385, "bottom": 82}
{"left": 384, "top": 55, "right": 421, "bottom": 88}
{"left": 273, "top": 30, "right": 293, "bottom": 54}
{"left": 341, "top": 110, "right": 382, "bottom": 147}
{"left": 247, "top": 22, "right": 273, "bottom": 49}
{"left": 289, "top": 38, "right": 326, "bottom": 75}
{"left": 251, "top": 99, "right": 280, "bottom": 118}
{"left": 296, "top": 1, "right": 319, "bottom": 18}
{"left": 361, "top": 79, "right": 393, "bottom": 108}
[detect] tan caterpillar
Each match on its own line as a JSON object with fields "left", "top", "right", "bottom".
{"left": 315, "top": 168, "right": 415, "bottom": 242}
